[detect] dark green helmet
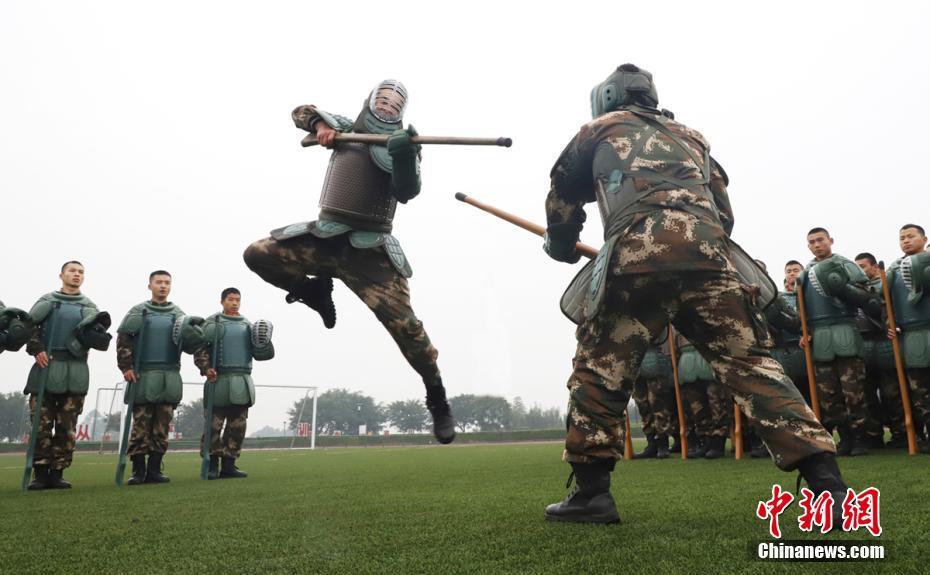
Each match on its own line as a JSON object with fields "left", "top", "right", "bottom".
{"left": 0, "top": 308, "right": 36, "bottom": 352}
{"left": 590, "top": 63, "right": 659, "bottom": 118}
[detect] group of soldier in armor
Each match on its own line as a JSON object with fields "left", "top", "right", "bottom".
{"left": 631, "top": 225, "right": 930, "bottom": 463}
{"left": 2, "top": 265, "right": 275, "bottom": 489}
{"left": 3, "top": 68, "right": 928, "bottom": 529}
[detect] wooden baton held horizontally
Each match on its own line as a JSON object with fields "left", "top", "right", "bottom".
{"left": 667, "top": 327, "right": 689, "bottom": 460}
{"left": 453, "top": 193, "right": 598, "bottom": 258}
{"left": 302, "top": 133, "right": 513, "bottom": 148}
{"left": 794, "top": 278, "right": 822, "bottom": 421}
{"left": 879, "top": 262, "right": 918, "bottom": 455}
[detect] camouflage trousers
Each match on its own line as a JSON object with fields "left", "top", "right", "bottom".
{"left": 906, "top": 368, "right": 930, "bottom": 425}
{"left": 201, "top": 406, "right": 248, "bottom": 458}
{"left": 813, "top": 357, "right": 872, "bottom": 435}
{"left": 632, "top": 377, "right": 673, "bottom": 436}
{"left": 866, "top": 366, "right": 905, "bottom": 437}
{"left": 128, "top": 403, "right": 175, "bottom": 456}
{"left": 28, "top": 393, "right": 85, "bottom": 469}
{"left": 563, "top": 271, "right": 834, "bottom": 470}
{"left": 681, "top": 379, "right": 731, "bottom": 437}
{"left": 243, "top": 233, "right": 441, "bottom": 384}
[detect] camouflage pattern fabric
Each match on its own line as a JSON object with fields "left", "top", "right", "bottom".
{"left": 201, "top": 406, "right": 249, "bottom": 458}
{"left": 243, "top": 234, "right": 440, "bottom": 384}
{"left": 813, "top": 357, "right": 871, "bottom": 434}
{"left": 632, "top": 378, "right": 654, "bottom": 435}
{"left": 127, "top": 403, "right": 175, "bottom": 456}
{"left": 28, "top": 393, "right": 85, "bottom": 469}
{"left": 681, "top": 379, "right": 731, "bottom": 437}
{"left": 907, "top": 368, "right": 930, "bottom": 423}
{"left": 561, "top": 270, "right": 834, "bottom": 470}
{"left": 633, "top": 376, "right": 673, "bottom": 436}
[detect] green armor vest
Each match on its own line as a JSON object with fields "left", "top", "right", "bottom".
{"left": 677, "top": 343, "right": 714, "bottom": 384}
{"left": 801, "top": 262, "right": 858, "bottom": 326}
{"left": 24, "top": 292, "right": 96, "bottom": 395}
{"left": 638, "top": 346, "right": 671, "bottom": 380}
{"left": 139, "top": 311, "right": 181, "bottom": 369}
{"left": 213, "top": 315, "right": 253, "bottom": 373}
{"left": 889, "top": 263, "right": 930, "bottom": 330}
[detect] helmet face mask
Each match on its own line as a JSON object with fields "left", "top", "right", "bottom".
{"left": 368, "top": 79, "right": 408, "bottom": 124}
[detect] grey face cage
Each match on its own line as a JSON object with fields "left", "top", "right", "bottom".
{"left": 252, "top": 319, "right": 273, "bottom": 347}
{"left": 368, "top": 79, "right": 408, "bottom": 124}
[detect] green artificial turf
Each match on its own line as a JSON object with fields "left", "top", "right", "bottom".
{"left": 0, "top": 444, "right": 925, "bottom": 574}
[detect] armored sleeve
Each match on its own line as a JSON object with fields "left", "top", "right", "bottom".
{"left": 709, "top": 157, "right": 734, "bottom": 236}
{"left": 25, "top": 324, "right": 44, "bottom": 356}
{"left": 292, "top": 105, "right": 355, "bottom": 133}
{"left": 193, "top": 345, "right": 211, "bottom": 375}
{"left": 116, "top": 333, "right": 134, "bottom": 373}
{"left": 546, "top": 126, "right": 598, "bottom": 227}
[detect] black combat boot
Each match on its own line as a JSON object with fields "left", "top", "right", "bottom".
{"left": 835, "top": 426, "right": 853, "bottom": 456}
{"left": 688, "top": 435, "right": 711, "bottom": 458}
{"left": 127, "top": 454, "right": 147, "bottom": 485}
{"left": 886, "top": 432, "right": 907, "bottom": 449}
{"left": 633, "top": 433, "right": 658, "bottom": 459}
{"left": 27, "top": 464, "right": 49, "bottom": 491}
{"left": 145, "top": 452, "right": 170, "bottom": 484}
{"left": 220, "top": 457, "right": 248, "bottom": 478}
{"left": 797, "top": 452, "right": 848, "bottom": 530}
{"left": 545, "top": 460, "right": 620, "bottom": 524}
{"left": 46, "top": 468, "right": 72, "bottom": 489}
{"left": 286, "top": 277, "right": 336, "bottom": 329}
{"left": 749, "top": 436, "right": 770, "bottom": 459}
{"left": 208, "top": 455, "right": 220, "bottom": 480}
{"left": 425, "top": 380, "right": 456, "bottom": 444}
{"left": 655, "top": 434, "right": 670, "bottom": 459}
{"left": 704, "top": 436, "right": 726, "bottom": 459}
{"left": 850, "top": 433, "right": 870, "bottom": 457}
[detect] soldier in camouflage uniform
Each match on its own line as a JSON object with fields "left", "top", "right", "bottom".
{"left": 116, "top": 270, "right": 208, "bottom": 485}
{"left": 23, "top": 261, "right": 111, "bottom": 490}
{"left": 799, "top": 229, "right": 882, "bottom": 457}
{"left": 542, "top": 64, "right": 845, "bottom": 525}
{"left": 886, "top": 224, "right": 930, "bottom": 453}
{"left": 631, "top": 341, "right": 673, "bottom": 459}
{"left": 200, "top": 288, "right": 274, "bottom": 479}
{"left": 676, "top": 334, "right": 731, "bottom": 459}
{"left": 855, "top": 252, "right": 905, "bottom": 448}
{"left": 243, "top": 79, "right": 455, "bottom": 444}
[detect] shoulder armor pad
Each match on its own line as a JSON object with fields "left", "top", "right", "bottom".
{"left": 29, "top": 295, "right": 55, "bottom": 323}
{"left": 117, "top": 306, "right": 146, "bottom": 335}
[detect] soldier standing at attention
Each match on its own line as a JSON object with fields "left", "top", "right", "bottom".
{"left": 24, "top": 261, "right": 112, "bottom": 489}
{"left": 200, "top": 288, "right": 274, "bottom": 479}
{"left": 541, "top": 64, "right": 846, "bottom": 524}
{"left": 799, "top": 229, "right": 882, "bottom": 457}
{"left": 116, "top": 270, "right": 207, "bottom": 485}
{"left": 243, "top": 79, "right": 455, "bottom": 444}
{"left": 886, "top": 224, "right": 930, "bottom": 453}
{"left": 854, "top": 252, "right": 904, "bottom": 448}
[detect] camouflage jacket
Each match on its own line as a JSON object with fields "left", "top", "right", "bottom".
{"left": 547, "top": 108, "right": 733, "bottom": 275}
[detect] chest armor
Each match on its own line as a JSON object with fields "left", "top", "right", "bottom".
{"left": 891, "top": 270, "right": 930, "bottom": 329}
{"left": 318, "top": 143, "right": 396, "bottom": 229}
{"left": 217, "top": 320, "right": 253, "bottom": 372}
{"left": 42, "top": 301, "right": 85, "bottom": 352}
{"left": 802, "top": 266, "right": 856, "bottom": 325}
{"left": 139, "top": 311, "right": 180, "bottom": 368}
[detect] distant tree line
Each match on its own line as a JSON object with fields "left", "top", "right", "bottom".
{"left": 287, "top": 390, "right": 564, "bottom": 435}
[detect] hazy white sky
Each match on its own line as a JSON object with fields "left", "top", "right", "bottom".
{"left": 2, "top": 1, "right": 928, "bottom": 431}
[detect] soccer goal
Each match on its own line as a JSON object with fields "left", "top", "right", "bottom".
{"left": 91, "top": 381, "right": 319, "bottom": 453}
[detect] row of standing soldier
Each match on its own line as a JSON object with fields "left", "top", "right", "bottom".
{"left": 631, "top": 223, "right": 930, "bottom": 461}
{"left": 0, "top": 264, "right": 275, "bottom": 490}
